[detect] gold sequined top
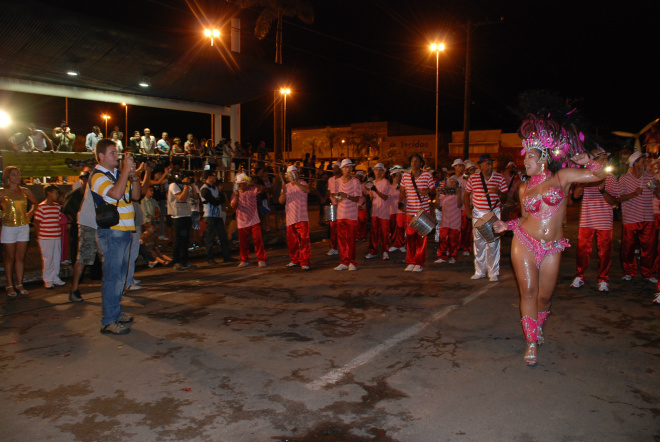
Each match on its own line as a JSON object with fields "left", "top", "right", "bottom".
{"left": 1, "top": 190, "right": 30, "bottom": 227}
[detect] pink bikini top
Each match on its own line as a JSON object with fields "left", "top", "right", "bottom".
{"left": 523, "top": 187, "right": 565, "bottom": 213}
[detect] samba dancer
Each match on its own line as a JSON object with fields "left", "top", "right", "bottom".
{"left": 279, "top": 166, "right": 311, "bottom": 270}
{"left": 493, "top": 109, "right": 606, "bottom": 366}
{"left": 365, "top": 163, "right": 391, "bottom": 260}
{"left": 399, "top": 154, "right": 435, "bottom": 272}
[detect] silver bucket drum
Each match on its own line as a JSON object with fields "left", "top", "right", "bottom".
{"left": 474, "top": 211, "right": 500, "bottom": 243}
{"left": 409, "top": 209, "right": 435, "bottom": 237}
{"left": 324, "top": 204, "right": 338, "bottom": 222}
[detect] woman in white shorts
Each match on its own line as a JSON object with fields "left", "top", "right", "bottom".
{"left": 1, "top": 166, "right": 39, "bottom": 298}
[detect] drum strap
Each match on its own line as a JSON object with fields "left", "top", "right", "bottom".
{"left": 479, "top": 173, "right": 494, "bottom": 210}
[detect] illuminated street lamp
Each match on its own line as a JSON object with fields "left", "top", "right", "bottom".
{"left": 0, "top": 110, "right": 11, "bottom": 128}
{"left": 430, "top": 42, "right": 445, "bottom": 170}
{"left": 204, "top": 28, "right": 220, "bottom": 46}
{"left": 122, "top": 103, "right": 128, "bottom": 138}
{"left": 102, "top": 115, "right": 111, "bottom": 137}
{"left": 280, "top": 88, "right": 291, "bottom": 159}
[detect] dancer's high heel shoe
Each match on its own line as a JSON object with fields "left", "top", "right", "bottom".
{"left": 536, "top": 311, "right": 550, "bottom": 346}
{"left": 524, "top": 342, "right": 538, "bottom": 366}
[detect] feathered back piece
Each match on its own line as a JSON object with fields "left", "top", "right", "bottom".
{"left": 517, "top": 91, "right": 587, "bottom": 169}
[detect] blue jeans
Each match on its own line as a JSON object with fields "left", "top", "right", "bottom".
{"left": 97, "top": 229, "right": 131, "bottom": 326}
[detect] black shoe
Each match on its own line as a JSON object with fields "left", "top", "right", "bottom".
{"left": 69, "top": 289, "right": 83, "bottom": 302}
{"left": 181, "top": 262, "right": 198, "bottom": 269}
{"left": 207, "top": 258, "right": 219, "bottom": 264}
{"left": 223, "top": 257, "right": 238, "bottom": 263}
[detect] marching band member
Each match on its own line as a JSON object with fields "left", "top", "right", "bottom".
{"left": 435, "top": 177, "right": 463, "bottom": 264}
{"left": 388, "top": 167, "right": 406, "bottom": 253}
{"left": 570, "top": 148, "right": 620, "bottom": 292}
{"left": 231, "top": 173, "right": 268, "bottom": 268}
{"left": 326, "top": 162, "right": 341, "bottom": 256}
{"left": 333, "top": 159, "right": 361, "bottom": 271}
{"left": 279, "top": 166, "right": 311, "bottom": 270}
{"left": 400, "top": 154, "right": 435, "bottom": 272}
{"left": 365, "top": 163, "right": 391, "bottom": 260}
{"left": 355, "top": 170, "right": 369, "bottom": 241}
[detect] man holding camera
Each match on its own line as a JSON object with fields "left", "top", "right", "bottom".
{"left": 200, "top": 171, "right": 236, "bottom": 264}
{"left": 90, "top": 139, "right": 141, "bottom": 335}
{"left": 53, "top": 123, "right": 76, "bottom": 152}
{"left": 167, "top": 169, "right": 199, "bottom": 271}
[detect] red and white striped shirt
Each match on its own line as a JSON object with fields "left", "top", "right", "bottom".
{"left": 389, "top": 183, "right": 404, "bottom": 215}
{"left": 438, "top": 194, "right": 462, "bottom": 229}
{"left": 282, "top": 181, "right": 309, "bottom": 226}
{"left": 465, "top": 172, "right": 509, "bottom": 211}
{"left": 34, "top": 202, "right": 62, "bottom": 239}
{"left": 337, "top": 177, "right": 361, "bottom": 221}
{"left": 619, "top": 171, "right": 656, "bottom": 224}
{"left": 579, "top": 174, "right": 620, "bottom": 230}
{"left": 401, "top": 171, "right": 435, "bottom": 214}
{"left": 369, "top": 178, "right": 391, "bottom": 220}
{"left": 233, "top": 187, "right": 261, "bottom": 229}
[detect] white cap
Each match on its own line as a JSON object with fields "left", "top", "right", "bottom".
{"left": 442, "top": 167, "right": 448, "bottom": 172}
{"left": 340, "top": 158, "right": 354, "bottom": 168}
{"left": 333, "top": 161, "right": 341, "bottom": 168}
{"left": 373, "top": 163, "right": 385, "bottom": 170}
{"left": 286, "top": 165, "right": 298, "bottom": 173}
{"left": 464, "top": 160, "right": 476, "bottom": 169}
{"left": 355, "top": 170, "right": 365, "bottom": 176}
{"left": 628, "top": 151, "right": 647, "bottom": 166}
{"left": 451, "top": 158, "right": 464, "bottom": 167}
{"left": 390, "top": 168, "right": 402, "bottom": 175}
{"left": 235, "top": 173, "right": 250, "bottom": 183}
{"left": 506, "top": 161, "right": 516, "bottom": 169}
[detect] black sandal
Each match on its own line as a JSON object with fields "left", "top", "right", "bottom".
{"left": 6, "top": 287, "right": 17, "bottom": 299}
{"left": 15, "top": 285, "right": 28, "bottom": 297}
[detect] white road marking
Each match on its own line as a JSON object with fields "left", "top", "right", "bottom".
{"left": 306, "top": 277, "right": 504, "bottom": 390}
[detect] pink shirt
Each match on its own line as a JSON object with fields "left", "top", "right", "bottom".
{"left": 327, "top": 176, "right": 340, "bottom": 204}
{"left": 370, "top": 178, "right": 391, "bottom": 220}
{"left": 620, "top": 171, "right": 656, "bottom": 224}
{"left": 337, "top": 177, "right": 361, "bottom": 220}
{"left": 232, "top": 187, "right": 261, "bottom": 229}
{"left": 438, "top": 194, "right": 462, "bottom": 229}
{"left": 579, "top": 174, "right": 620, "bottom": 230}
{"left": 282, "top": 181, "right": 309, "bottom": 226}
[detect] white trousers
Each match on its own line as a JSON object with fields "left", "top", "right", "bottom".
{"left": 471, "top": 206, "right": 501, "bottom": 278}
{"left": 39, "top": 238, "right": 62, "bottom": 283}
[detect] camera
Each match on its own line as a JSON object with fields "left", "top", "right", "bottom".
{"left": 131, "top": 154, "right": 169, "bottom": 170}
{"left": 170, "top": 169, "right": 195, "bottom": 186}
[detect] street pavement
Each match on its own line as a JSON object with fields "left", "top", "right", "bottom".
{"left": 0, "top": 205, "right": 658, "bottom": 442}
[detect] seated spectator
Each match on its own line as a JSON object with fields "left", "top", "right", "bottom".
{"left": 140, "top": 222, "right": 172, "bottom": 266}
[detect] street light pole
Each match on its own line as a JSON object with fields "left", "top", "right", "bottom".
{"left": 102, "top": 115, "right": 110, "bottom": 137}
{"left": 280, "top": 88, "right": 291, "bottom": 160}
{"left": 122, "top": 103, "right": 128, "bottom": 138}
{"left": 430, "top": 43, "right": 445, "bottom": 170}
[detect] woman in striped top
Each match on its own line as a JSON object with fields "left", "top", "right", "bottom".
{"left": 493, "top": 110, "right": 607, "bottom": 367}
{"left": 333, "top": 159, "right": 361, "bottom": 271}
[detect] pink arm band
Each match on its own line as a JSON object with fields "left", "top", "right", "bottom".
{"left": 506, "top": 218, "right": 521, "bottom": 231}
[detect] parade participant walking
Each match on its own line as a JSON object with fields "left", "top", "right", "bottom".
{"left": 388, "top": 167, "right": 406, "bottom": 253}
{"left": 34, "top": 184, "right": 66, "bottom": 289}
{"left": 399, "top": 154, "right": 435, "bottom": 272}
{"left": 326, "top": 162, "right": 342, "bottom": 256}
{"left": 333, "top": 159, "right": 361, "bottom": 271}
{"left": 459, "top": 160, "right": 476, "bottom": 256}
{"left": 90, "top": 139, "right": 141, "bottom": 335}
{"left": 355, "top": 170, "right": 369, "bottom": 241}
{"left": 493, "top": 103, "right": 606, "bottom": 366}
{"left": 570, "top": 148, "right": 620, "bottom": 292}
{"left": 231, "top": 173, "right": 268, "bottom": 267}
{"left": 617, "top": 151, "right": 659, "bottom": 282}
{"left": 279, "top": 166, "right": 311, "bottom": 270}
{"left": 435, "top": 178, "right": 463, "bottom": 264}
{"left": 464, "top": 153, "right": 508, "bottom": 281}
{"left": 365, "top": 163, "right": 391, "bottom": 260}
{"left": 1, "top": 166, "right": 39, "bottom": 298}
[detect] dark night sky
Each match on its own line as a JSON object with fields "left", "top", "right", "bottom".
{"left": 2, "top": 0, "right": 658, "bottom": 149}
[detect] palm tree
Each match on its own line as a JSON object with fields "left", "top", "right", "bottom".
{"left": 356, "top": 132, "right": 380, "bottom": 160}
{"left": 303, "top": 136, "right": 322, "bottom": 158}
{"left": 320, "top": 126, "right": 339, "bottom": 161}
{"left": 228, "top": 0, "right": 314, "bottom": 64}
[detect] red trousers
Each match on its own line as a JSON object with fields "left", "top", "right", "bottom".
{"left": 329, "top": 220, "right": 338, "bottom": 250}
{"left": 621, "top": 221, "right": 657, "bottom": 278}
{"left": 405, "top": 214, "right": 428, "bottom": 267}
{"left": 368, "top": 217, "right": 390, "bottom": 255}
{"left": 286, "top": 221, "right": 311, "bottom": 266}
{"left": 357, "top": 208, "right": 368, "bottom": 240}
{"left": 437, "top": 227, "right": 460, "bottom": 259}
{"left": 460, "top": 211, "right": 473, "bottom": 252}
{"left": 238, "top": 223, "right": 267, "bottom": 263}
{"left": 575, "top": 227, "right": 612, "bottom": 283}
{"left": 390, "top": 213, "right": 406, "bottom": 249}
{"left": 337, "top": 219, "right": 358, "bottom": 266}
